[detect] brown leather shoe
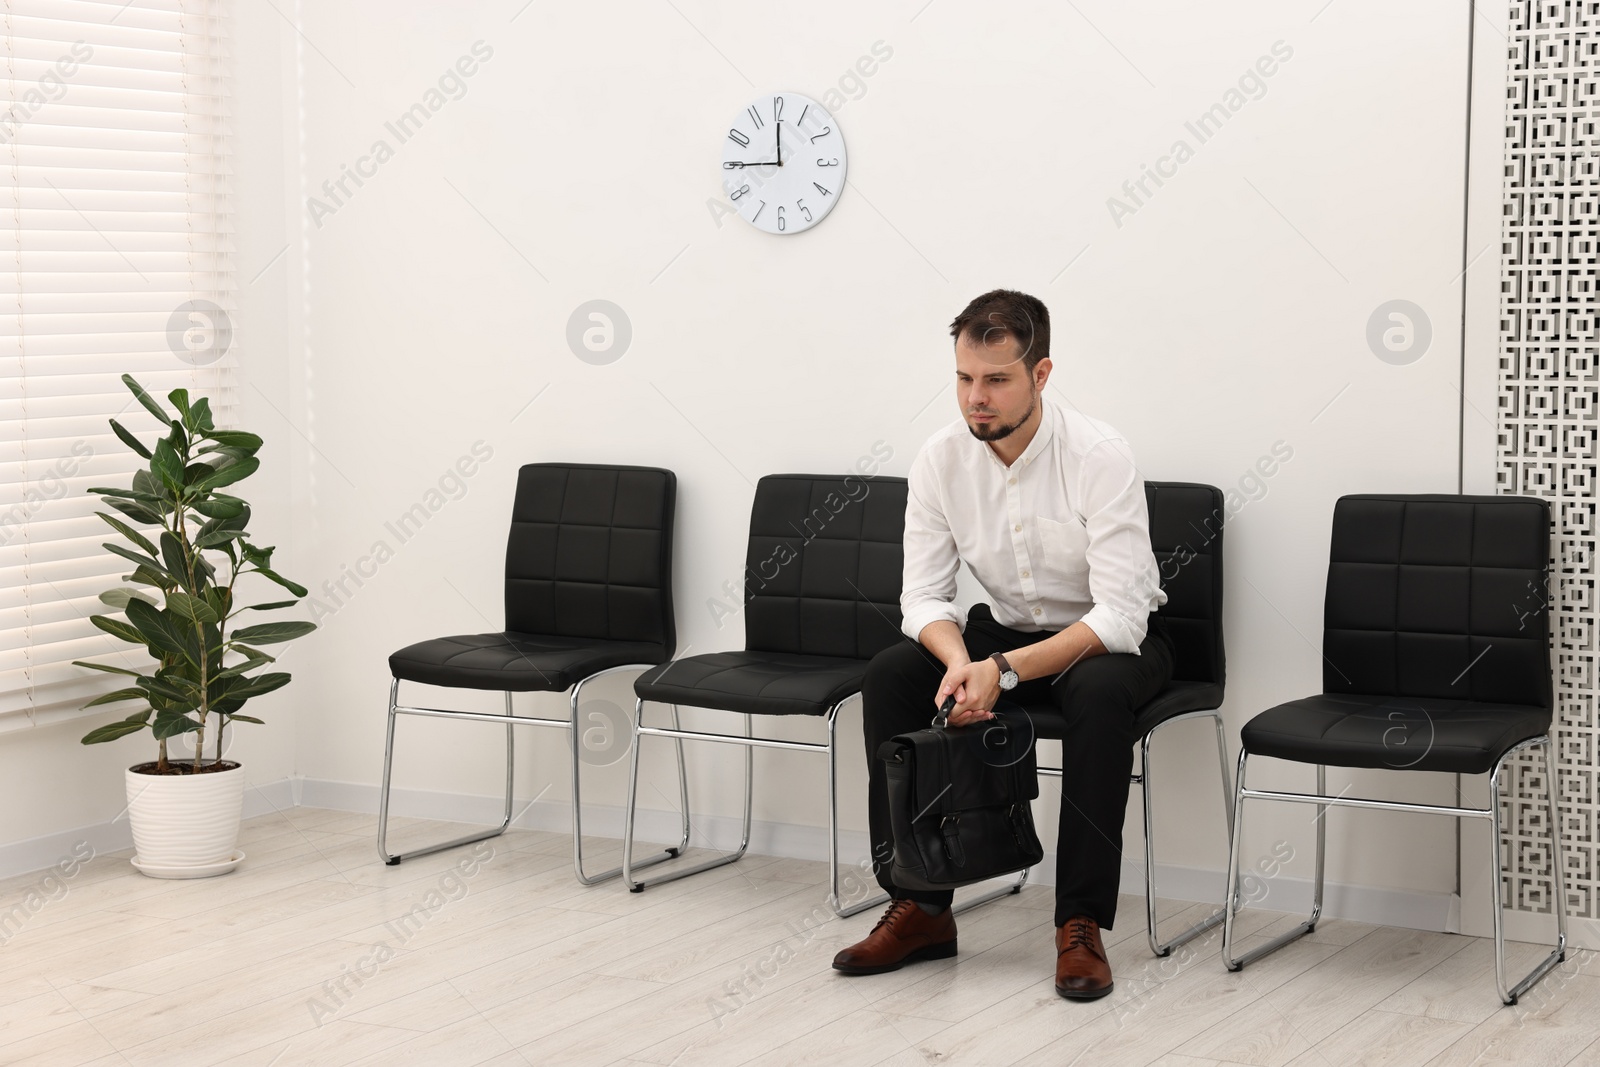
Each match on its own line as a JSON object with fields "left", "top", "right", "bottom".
{"left": 1055, "top": 915, "right": 1113, "bottom": 999}
{"left": 832, "top": 899, "right": 957, "bottom": 975}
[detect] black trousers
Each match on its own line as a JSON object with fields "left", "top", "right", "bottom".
{"left": 861, "top": 604, "right": 1175, "bottom": 929}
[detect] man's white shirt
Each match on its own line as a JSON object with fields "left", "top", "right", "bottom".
{"left": 899, "top": 394, "right": 1167, "bottom": 655}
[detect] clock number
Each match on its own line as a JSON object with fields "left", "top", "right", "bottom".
{"left": 728, "top": 129, "right": 750, "bottom": 147}
{"left": 773, "top": 96, "right": 784, "bottom": 122}
{"left": 747, "top": 106, "right": 764, "bottom": 129}
{"left": 730, "top": 184, "right": 750, "bottom": 201}
{"left": 752, "top": 200, "right": 765, "bottom": 221}
{"left": 776, "top": 205, "right": 786, "bottom": 232}
{"left": 798, "top": 198, "right": 813, "bottom": 223}
{"left": 817, "top": 157, "right": 839, "bottom": 166}
{"left": 809, "top": 125, "right": 831, "bottom": 144}
{"left": 812, "top": 182, "right": 831, "bottom": 197}
{"left": 796, "top": 104, "right": 809, "bottom": 128}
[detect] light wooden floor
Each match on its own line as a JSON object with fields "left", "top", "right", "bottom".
{"left": 0, "top": 807, "right": 1592, "bottom": 1066}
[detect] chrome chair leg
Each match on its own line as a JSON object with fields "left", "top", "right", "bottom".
{"left": 1491, "top": 736, "right": 1567, "bottom": 1004}
{"left": 569, "top": 674, "right": 686, "bottom": 885}
{"left": 1223, "top": 753, "right": 1321, "bottom": 970}
{"left": 623, "top": 701, "right": 755, "bottom": 892}
{"left": 378, "top": 682, "right": 515, "bottom": 865}
{"left": 1143, "top": 711, "right": 1232, "bottom": 957}
{"left": 378, "top": 664, "right": 675, "bottom": 877}
{"left": 952, "top": 867, "right": 1031, "bottom": 914}
{"left": 829, "top": 697, "right": 890, "bottom": 918}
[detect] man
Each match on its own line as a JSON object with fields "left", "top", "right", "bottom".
{"left": 831, "top": 289, "right": 1174, "bottom": 1000}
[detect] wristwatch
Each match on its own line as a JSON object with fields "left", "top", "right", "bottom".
{"left": 990, "top": 652, "right": 1018, "bottom": 690}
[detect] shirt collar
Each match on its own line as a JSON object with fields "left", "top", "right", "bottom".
{"left": 983, "top": 394, "right": 1057, "bottom": 470}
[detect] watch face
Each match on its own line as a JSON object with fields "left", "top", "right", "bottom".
{"left": 721, "top": 92, "right": 845, "bottom": 235}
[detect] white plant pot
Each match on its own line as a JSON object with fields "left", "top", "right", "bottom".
{"left": 125, "top": 761, "right": 245, "bottom": 876}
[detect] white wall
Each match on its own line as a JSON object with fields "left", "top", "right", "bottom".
{"left": 7, "top": 0, "right": 1492, "bottom": 924}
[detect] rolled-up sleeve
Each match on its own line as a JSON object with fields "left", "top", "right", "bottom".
{"left": 900, "top": 449, "right": 966, "bottom": 642}
{"left": 1076, "top": 438, "right": 1165, "bottom": 655}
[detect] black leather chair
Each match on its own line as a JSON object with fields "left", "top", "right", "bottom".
{"left": 378, "top": 463, "right": 689, "bottom": 885}
{"left": 621, "top": 473, "right": 907, "bottom": 917}
{"left": 1220, "top": 494, "right": 1567, "bottom": 1005}
{"left": 980, "top": 482, "right": 1232, "bottom": 957}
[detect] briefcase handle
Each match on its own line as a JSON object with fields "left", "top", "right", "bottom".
{"left": 931, "top": 694, "right": 956, "bottom": 728}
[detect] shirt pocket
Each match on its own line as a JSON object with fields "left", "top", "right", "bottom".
{"left": 1037, "top": 515, "right": 1091, "bottom": 578}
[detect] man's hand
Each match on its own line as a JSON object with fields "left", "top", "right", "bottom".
{"left": 937, "top": 658, "right": 1001, "bottom": 727}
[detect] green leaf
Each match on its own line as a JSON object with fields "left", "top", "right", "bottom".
{"left": 72, "top": 660, "right": 144, "bottom": 677}
{"left": 228, "top": 644, "right": 275, "bottom": 663}
{"left": 88, "top": 486, "right": 165, "bottom": 504}
{"left": 220, "top": 671, "right": 290, "bottom": 701}
{"left": 230, "top": 621, "right": 316, "bottom": 645}
{"left": 252, "top": 567, "right": 308, "bottom": 598}
{"left": 188, "top": 397, "right": 214, "bottom": 434}
{"left": 159, "top": 532, "right": 193, "bottom": 591}
{"left": 195, "top": 509, "right": 249, "bottom": 549}
{"left": 90, "top": 614, "right": 145, "bottom": 645}
{"left": 97, "top": 512, "right": 159, "bottom": 557}
{"left": 131, "top": 469, "right": 164, "bottom": 500}
{"left": 104, "top": 496, "right": 165, "bottom": 526}
{"left": 150, "top": 438, "right": 184, "bottom": 493}
{"left": 99, "top": 588, "right": 158, "bottom": 610}
{"left": 166, "top": 591, "right": 218, "bottom": 626}
{"left": 81, "top": 715, "right": 152, "bottom": 745}
{"left": 122, "top": 374, "right": 170, "bottom": 425}
{"left": 109, "top": 419, "right": 153, "bottom": 460}
{"left": 227, "top": 714, "right": 265, "bottom": 725}
{"left": 125, "top": 597, "right": 199, "bottom": 666}
{"left": 142, "top": 672, "right": 198, "bottom": 704}
{"left": 191, "top": 494, "right": 246, "bottom": 520}
{"left": 126, "top": 565, "right": 173, "bottom": 590}
{"left": 212, "top": 653, "right": 271, "bottom": 681}
{"left": 103, "top": 542, "right": 171, "bottom": 583}
{"left": 165, "top": 418, "right": 187, "bottom": 457}
{"left": 167, "top": 388, "right": 191, "bottom": 421}
{"left": 82, "top": 687, "right": 148, "bottom": 708}
{"left": 190, "top": 456, "right": 260, "bottom": 494}
{"left": 151, "top": 710, "right": 201, "bottom": 740}
{"left": 242, "top": 600, "right": 300, "bottom": 611}
{"left": 204, "top": 430, "right": 262, "bottom": 452}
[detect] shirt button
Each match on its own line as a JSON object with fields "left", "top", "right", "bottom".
{"left": 1032, "top": 607, "right": 1042, "bottom": 616}
{"left": 1008, "top": 477, "right": 1017, "bottom": 485}
{"left": 1014, "top": 524, "right": 1022, "bottom": 532}
{"left": 1022, "top": 570, "right": 1030, "bottom": 578}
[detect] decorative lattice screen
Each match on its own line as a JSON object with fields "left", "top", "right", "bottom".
{"left": 1500, "top": 0, "right": 1598, "bottom": 918}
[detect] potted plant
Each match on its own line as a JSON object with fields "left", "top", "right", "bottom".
{"left": 75, "top": 374, "right": 315, "bottom": 878}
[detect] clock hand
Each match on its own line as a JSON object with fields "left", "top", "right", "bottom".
{"left": 723, "top": 160, "right": 780, "bottom": 169}
{"left": 775, "top": 121, "right": 782, "bottom": 167}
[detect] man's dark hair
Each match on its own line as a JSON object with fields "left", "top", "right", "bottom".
{"left": 949, "top": 289, "right": 1050, "bottom": 373}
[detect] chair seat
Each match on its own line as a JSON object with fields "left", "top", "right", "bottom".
{"left": 389, "top": 632, "right": 668, "bottom": 693}
{"left": 634, "top": 650, "right": 872, "bottom": 717}
{"left": 1016, "top": 680, "right": 1224, "bottom": 741}
{"left": 1240, "top": 692, "right": 1553, "bottom": 775}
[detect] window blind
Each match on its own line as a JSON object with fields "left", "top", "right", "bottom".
{"left": 0, "top": 0, "right": 234, "bottom": 730}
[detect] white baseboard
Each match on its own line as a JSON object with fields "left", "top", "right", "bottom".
{"left": 0, "top": 777, "right": 296, "bottom": 881}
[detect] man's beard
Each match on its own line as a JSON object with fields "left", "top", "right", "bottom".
{"left": 967, "top": 388, "right": 1037, "bottom": 442}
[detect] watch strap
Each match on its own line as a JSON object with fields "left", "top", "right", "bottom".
{"left": 990, "top": 652, "right": 1015, "bottom": 682}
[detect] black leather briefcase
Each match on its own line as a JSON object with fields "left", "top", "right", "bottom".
{"left": 878, "top": 702, "right": 1044, "bottom": 891}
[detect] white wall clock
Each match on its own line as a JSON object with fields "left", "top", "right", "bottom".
{"left": 721, "top": 92, "right": 846, "bottom": 235}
